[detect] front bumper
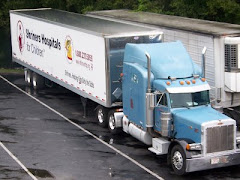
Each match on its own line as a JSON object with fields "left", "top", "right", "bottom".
{"left": 186, "top": 151, "right": 240, "bottom": 172}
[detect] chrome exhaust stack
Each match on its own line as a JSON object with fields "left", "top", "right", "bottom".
{"left": 145, "top": 52, "right": 158, "bottom": 137}
{"left": 146, "top": 52, "right": 152, "bottom": 94}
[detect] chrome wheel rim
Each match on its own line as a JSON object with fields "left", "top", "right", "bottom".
{"left": 27, "top": 76, "right": 31, "bottom": 83}
{"left": 33, "top": 80, "right": 37, "bottom": 87}
{"left": 172, "top": 151, "right": 183, "bottom": 170}
{"left": 109, "top": 115, "right": 115, "bottom": 130}
{"left": 98, "top": 109, "right": 104, "bottom": 123}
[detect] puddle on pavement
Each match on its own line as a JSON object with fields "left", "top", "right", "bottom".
{"left": 0, "top": 168, "right": 25, "bottom": 180}
{"left": 28, "top": 168, "right": 55, "bottom": 178}
{"left": 0, "top": 117, "right": 17, "bottom": 134}
{"left": 88, "top": 149, "right": 117, "bottom": 156}
{"left": 0, "top": 125, "right": 16, "bottom": 134}
{"left": 0, "top": 140, "right": 16, "bottom": 144}
{"left": 98, "top": 133, "right": 147, "bottom": 148}
{"left": 43, "top": 118, "right": 62, "bottom": 122}
{"left": 0, "top": 116, "right": 16, "bottom": 121}
{"left": 0, "top": 97, "right": 13, "bottom": 101}
{"left": 70, "top": 118, "right": 96, "bottom": 125}
{"left": 0, "top": 108, "right": 14, "bottom": 112}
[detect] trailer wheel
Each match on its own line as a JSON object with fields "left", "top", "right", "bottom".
{"left": 96, "top": 105, "right": 108, "bottom": 127}
{"left": 108, "top": 110, "right": 120, "bottom": 134}
{"left": 171, "top": 145, "right": 186, "bottom": 175}
{"left": 32, "top": 72, "right": 45, "bottom": 90}
{"left": 25, "top": 69, "right": 32, "bottom": 86}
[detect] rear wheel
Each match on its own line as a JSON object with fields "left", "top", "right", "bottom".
{"left": 108, "top": 110, "right": 120, "bottom": 134}
{"left": 25, "top": 69, "right": 32, "bottom": 86}
{"left": 32, "top": 72, "right": 45, "bottom": 90}
{"left": 171, "top": 145, "right": 186, "bottom": 175}
{"left": 96, "top": 105, "right": 108, "bottom": 127}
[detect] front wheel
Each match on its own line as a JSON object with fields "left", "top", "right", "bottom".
{"left": 171, "top": 145, "right": 186, "bottom": 175}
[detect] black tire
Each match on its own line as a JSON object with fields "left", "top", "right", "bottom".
{"left": 229, "top": 111, "right": 240, "bottom": 130}
{"left": 170, "top": 145, "right": 186, "bottom": 175}
{"left": 96, "top": 105, "right": 108, "bottom": 127}
{"left": 108, "top": 110, "right": 120, "bottom": 134}
{"left": 25, "top": 69, "right": 32, "bottom": 86}
{"left": 224, "top": 109, "right": 240, "bottom": 131}
{"left": 223, "top": 109, "right": 233, "bottom": 119}
{"left": 32, "top": 72, "right": 45, "bottom": 90}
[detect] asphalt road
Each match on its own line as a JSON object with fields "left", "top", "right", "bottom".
{"left": 0, "top": 73, "right": 239, "bottom": 180}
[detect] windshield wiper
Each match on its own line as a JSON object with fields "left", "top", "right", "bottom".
{"left": 182, "top": 105, "right": 190, "bottom": 109}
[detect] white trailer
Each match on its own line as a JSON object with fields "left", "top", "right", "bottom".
{"left": 87, "top": 10, "right": 240, "bottom": 118}
{"left": 10, "top": 8, "right": 162, "bottom": 111}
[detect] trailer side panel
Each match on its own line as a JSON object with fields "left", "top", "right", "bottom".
{"left": 10, "top": 12, "right": 107, "bottom": 106}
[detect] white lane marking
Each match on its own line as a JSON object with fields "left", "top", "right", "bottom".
{"left": 0, "top": 75, "right": 164, "bottom": 180}
{"left": 0, "top": 141, "right": 38, "bottom": 180}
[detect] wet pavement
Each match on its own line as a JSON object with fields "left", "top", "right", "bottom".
{"left": 0, "top": 73, "right": 240, "bottom": 180}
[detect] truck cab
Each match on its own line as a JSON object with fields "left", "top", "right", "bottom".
{"left": 121, "top": 41, "right": 240, "bottom": 175}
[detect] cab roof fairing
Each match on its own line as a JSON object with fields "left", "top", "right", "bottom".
{"left": 123, "top": 41, "right": 202, "bottom": 79}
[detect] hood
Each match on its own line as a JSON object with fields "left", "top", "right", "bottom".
{"left": 172, "top": 105, "right": 229, "bottom": 127}
{"left": 171, "top": 105, "right": 230, "bottom": 143}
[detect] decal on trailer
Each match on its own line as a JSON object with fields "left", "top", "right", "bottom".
{"left": 65, "top": 35, "right": 73, "bottom": 63}
{"left": 17, "top": 20, "right": 25, "bottom": 53}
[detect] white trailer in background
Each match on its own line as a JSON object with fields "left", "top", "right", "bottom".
{"left": 87, "top": 10, "right": 240, "bottom": 119}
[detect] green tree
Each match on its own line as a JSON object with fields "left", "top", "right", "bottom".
{"left": 0, "top": 0, "right": 42, "bottom": 29}
{"left": 0, "top": 0, "right": 42, "bottom": 68}
{"left": 136, "top": 0, "right": 171, "bottom": 14}
{"left": 206, "top": 0, "right": 240, "bottom": 23}
{"left": 169, "top": 0, "right": 240, "bottom": 24}
{"left": 40, "top": 0, "right": 67, "bottom": 10}
{"left": 113, "top": 0, "right": 138, "bottom": 9}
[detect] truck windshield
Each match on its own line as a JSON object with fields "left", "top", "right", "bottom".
{"left": 170, "top": 90, "right": 210, "bottom": 108}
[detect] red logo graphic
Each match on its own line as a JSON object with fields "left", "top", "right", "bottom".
{"left": 17, "top": 21, "right": 25, "bottom": 53}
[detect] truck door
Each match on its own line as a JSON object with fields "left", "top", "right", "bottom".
{"left": 154, "top": 93, "right": 169, "bottom": 133}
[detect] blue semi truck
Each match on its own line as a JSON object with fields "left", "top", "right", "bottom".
{"left": 10, "top": 9, "right": 240, "bottom": 175}
{"left": 111, "top": 41, "right": 240, "bottom": 175}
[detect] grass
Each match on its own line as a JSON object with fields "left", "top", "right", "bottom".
{"left": 0, "top": 68, "right": 24, "bottom": 74}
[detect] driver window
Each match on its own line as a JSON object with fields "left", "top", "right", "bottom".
{"left": 157, "top": 94, "right": 167, "bottom": 106}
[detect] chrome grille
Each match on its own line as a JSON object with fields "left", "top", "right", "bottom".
{"left": 206, "top": 125, "right": 234, "bottom": 153}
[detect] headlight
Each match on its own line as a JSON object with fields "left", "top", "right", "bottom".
{"left": 186, "top": 143, "right": 202, "bottom": 151}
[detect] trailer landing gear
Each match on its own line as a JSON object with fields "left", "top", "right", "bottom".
{"left": 81, "top": 97, "right": 88, "bottom": 118}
